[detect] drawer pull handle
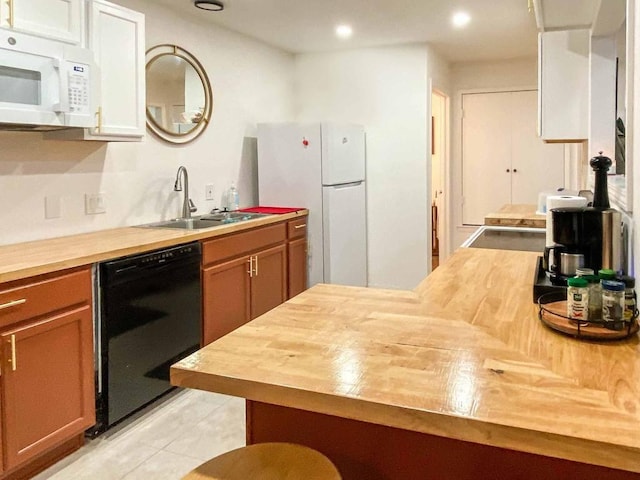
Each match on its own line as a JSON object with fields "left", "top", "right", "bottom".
{"left": 0, "top": 299, "right": 26, "bottom": 311}
{"left": 294, "top": 224, "right": 307, "bottom": 229}
{"left": 10, "top": 334, "right": 16, "bottom": 372}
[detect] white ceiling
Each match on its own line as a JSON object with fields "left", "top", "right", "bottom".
{"left": 156, "top": 0, "right": 541, "bottom": 63}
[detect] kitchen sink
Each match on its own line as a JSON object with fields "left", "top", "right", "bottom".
{"left": 462, "top": 226, "right": 546, "bottom": 252}
{"left": 139, "top": 212, "right": 269, "bottom": 230}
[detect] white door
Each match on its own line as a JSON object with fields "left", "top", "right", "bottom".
{"left": 462, "top": 90, "right": 565, "bottom": 225}
{"left": 321, "top": 123, "right": 366, "bottom": 186}
{"left": 322, "top": 182, "right": 367, "bottom": 287}
{"left": 462, "top": 92, "right": 512, "bottom": 225}
{"left": 431, "top": 89, "right": 449, "bottom": 262}
{"left": 510, "top": 90, "right": 565, "bottom": 202}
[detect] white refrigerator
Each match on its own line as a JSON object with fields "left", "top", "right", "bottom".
{"left": 257, "top": 122, "right": 367, "bottom": 288}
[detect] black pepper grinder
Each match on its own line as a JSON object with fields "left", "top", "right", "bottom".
{"left": 590, "top": 152, "right": 612, "bottom": 209}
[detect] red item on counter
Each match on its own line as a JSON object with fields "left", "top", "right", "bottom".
{"left": 239, "top": 206, "right": 304, "bottom": 214}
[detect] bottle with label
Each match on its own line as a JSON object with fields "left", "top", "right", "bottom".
{"left": 228, "top": 183, "right": 240, "bottom": 211}
{"left": 602, "top": 280, "right": 625, "bottom": 330}
{"left": 584, "top": 275, "right": 601, "bottom": 320}
{"left": 567, "top": 276, "right": 589, "bottom": 323}
{"left": 618, "top": 275, "right": 636, "bottom": 326}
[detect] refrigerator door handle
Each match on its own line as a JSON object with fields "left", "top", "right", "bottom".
{"left": 331, "top": 181, "right": 364, "bottom": 189}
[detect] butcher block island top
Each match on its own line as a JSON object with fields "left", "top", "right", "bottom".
{"left": 484, "top": 203, "right": 546, "bottom": 228}
{"left": 171, "top": 248, "right": 640, "bottom": 475}
{"left": 0, "top": 210, "right": 307, "bottom": 283}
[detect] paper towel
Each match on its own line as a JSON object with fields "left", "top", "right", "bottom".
{"left": 545, "top": 195, "right": 588, "bottom": 247}
{"left": 536, "top": 189, "right": 579, "bottom": 215}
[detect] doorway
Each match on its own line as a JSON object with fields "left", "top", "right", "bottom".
{"left": 431, "top": 89, "right": 449, "bottom": 270}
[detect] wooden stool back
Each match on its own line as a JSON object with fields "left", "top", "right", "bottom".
{"left": 182, "top": 442, "right": 341, "bottom": 480}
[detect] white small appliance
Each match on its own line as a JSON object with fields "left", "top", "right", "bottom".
{"left": 258, "top": 122, "right": 367, "bottom": 287}
{"left": 0, "top": 30, "right": 96, "bottom": 130}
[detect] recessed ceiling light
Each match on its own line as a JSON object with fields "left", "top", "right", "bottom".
{"left": 194, "top": 0, "right": 224, "bottom": 11}
{"left": 335, "top": 25, "right": 353, "bottom": 39}
{"left": 452, "top": 11, "right": 471, "bottom": 28}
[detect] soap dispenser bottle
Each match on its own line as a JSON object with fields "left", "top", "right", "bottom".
{"left": 228, "top": 183, "right": 240, "bottom": 211}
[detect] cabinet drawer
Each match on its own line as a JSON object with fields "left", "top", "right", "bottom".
{"left": 287, "top": 217, "right": 308, "bottom": 239}
{"left": 0, "top": 268, "right": 92, "bottom": 329}
{"left": 203, "top": 223, "right": 287, "bottom": 266}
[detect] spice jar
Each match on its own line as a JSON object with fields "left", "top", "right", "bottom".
{"left": 602, "top": 280, "right": 625, "bottom": 330}
{"left": 584, "top": 275, "right": 602, "bottom": 320}
{"left": 599, "top": 268, "right": 616, "bottom": 281}
{"left": 618, "top": 275, "right": 636, "bottom": 325}
{"left": 567, "top": 276, "right": 589, "bottom": 323}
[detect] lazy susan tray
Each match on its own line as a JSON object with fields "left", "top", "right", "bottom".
{"left": 538, "top": 291, "right": 639, "bottom": 341}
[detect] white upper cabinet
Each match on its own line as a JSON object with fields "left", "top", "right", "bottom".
{"left": 538, "top": 29, "right": 590, "bottom": 142}
{"left": 0, "top": 0, "right": 83, "bottom": 44}
{"left": 47, "top": 0, "right": 145, "bottom": 141}
{"left": 532, "top": 0, "right": 600, "bottom": 31}
{"left": 88, "top": 0, "right": 145, "bottom": 139}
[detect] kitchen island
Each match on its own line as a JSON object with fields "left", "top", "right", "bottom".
{"left": 171, "top": 248, "right": 640, "bottom": 480}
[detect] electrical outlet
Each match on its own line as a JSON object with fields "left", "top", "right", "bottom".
{"left": 85, "top": 193, "right": 107, "bottom": 215}
{"left": 205, "top": 184, "right": 215, "bottom": 201}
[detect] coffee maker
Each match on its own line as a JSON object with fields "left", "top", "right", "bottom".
{"left": 546, "top": 207, "right": 621, "bottom": 284}
{"left": 544, "top": 153, "right": 622, "bottom": 285}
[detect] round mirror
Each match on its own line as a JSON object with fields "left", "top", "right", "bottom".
{"left": 145, "top": 45, "right": 213, "bottom": 144}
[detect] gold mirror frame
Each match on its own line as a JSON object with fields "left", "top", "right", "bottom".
{"left": 145, "top": 45, "right": 213, "bottom": 144}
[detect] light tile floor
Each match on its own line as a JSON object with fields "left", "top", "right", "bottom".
{"left": 33, "top": 389, "right": 246, "bottom": 480}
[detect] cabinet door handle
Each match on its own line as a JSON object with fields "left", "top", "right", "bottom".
{"left": 7, "top": 0, "right": 14, "bottom": 27}
{"left": 513, "top": 168, "right": 518, "bottom": 173}
{"left": 506, "top": 169, "right": 510, "bottom": 173}
{"left": 0, "top": 298, "right": 26, "bottom": 311}
{"left": 10, "top": 334, "right": 16, "bottom": 372}
{"left": 254, "top": 255, "right": 259, "bottom": 276}
{"left": 247, "top": 257, "right": 253, "bottom": 277}
{"left": 95, "top": 106, "right": 103, "bottom": 132}
{"left": 294, "top": 224, "right": 307, "bottom": 229}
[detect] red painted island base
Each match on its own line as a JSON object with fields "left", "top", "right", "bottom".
{"left": 246, "top": 401, "right": 640, "bottom": 480}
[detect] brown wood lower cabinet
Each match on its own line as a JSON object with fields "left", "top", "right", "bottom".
{"left": 202, "top": 256, "right": 252, "bottom": 345}
{"left": 287, "top": 217, "right": 308, "bottom": 299}
{"left": 0, "top": 267, "right": 94, "bottom": 479}
{"left": 2, "top": 306, "right": 94, "bottom": 470}
{"left": 202, "top": 217, "right": 306, "bottom": 345}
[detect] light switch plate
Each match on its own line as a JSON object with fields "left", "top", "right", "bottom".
{"left": 205, "top": 184, "right": 215, "bottom": 200}
{"left": 45, "top": 195, "right": 62, "bottom": 219}
{"left": 85, "top": 193, "right": 106, "bottom": 215}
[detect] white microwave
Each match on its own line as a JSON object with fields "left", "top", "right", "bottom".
{"left": 0, "top": 30, "right": 96, "bottom": 131}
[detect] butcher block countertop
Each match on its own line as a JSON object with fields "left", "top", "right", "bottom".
{"left": 0, "top": 210, "right": 307, "bottom": 284}
{"left": 484, "top": 204, "right": 546, "bottom": 228}
{"left": 172, "top": 247, "right": 640, "bottom": 474}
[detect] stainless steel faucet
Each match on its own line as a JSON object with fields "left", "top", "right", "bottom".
{"left": 174, "top": 166, "right": 197, "bottom": 219}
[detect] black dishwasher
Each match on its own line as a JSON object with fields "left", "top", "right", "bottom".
{"left": 91, "top": 242, "right": 201, "bottom": 435}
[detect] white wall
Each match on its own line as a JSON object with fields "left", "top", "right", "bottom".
{"left": 0, "top": 0, "right": 294, "bottom": 245}
{"left": 450, "top": 57, "right": 539, "bottom": 250}
{"left": 294, "top": 45, "right": 430, "bottom": 289}
{"left": 428, "top": 45, "right": 452, "bottom": 95}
